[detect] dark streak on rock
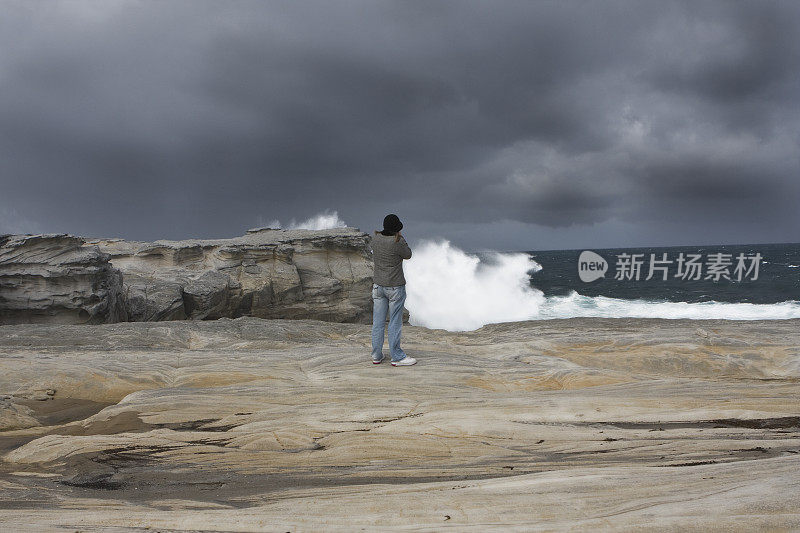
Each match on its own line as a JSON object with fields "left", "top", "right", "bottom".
{"left": 658, "top": 460, "right": 719, "bottom": 467}
{"left": 153, "top": 418, "right": 240, "bottom": 432}
{"left": 512, "top": 417, "right": 800, "bottom": 431}
{"left": 59, "top": 472, "right": 124, "bottom": 490}
{"left": 371, "top": 413, "right": 423, "bottom": 424}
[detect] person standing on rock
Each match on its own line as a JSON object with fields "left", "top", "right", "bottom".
{"left": 369, "top": 214, "right": 416, "bottom": 366}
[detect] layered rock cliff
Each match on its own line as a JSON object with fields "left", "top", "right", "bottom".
{"left": 0, "top": 234, "right": 126, "bottom": 325}
{"left": 1, "top": 227, "right": 379, "bottom": 325}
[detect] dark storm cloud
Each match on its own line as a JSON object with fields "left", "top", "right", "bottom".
{"left": 0, "top": 0, "right": 798, "bottom": 248}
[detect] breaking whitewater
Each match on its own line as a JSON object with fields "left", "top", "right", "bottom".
{"left": 404, "top": 240, "right": 800, "bottom": 331}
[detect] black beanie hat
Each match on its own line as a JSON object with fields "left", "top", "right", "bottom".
{"left": 383, "top": 214, "right": 403, "bottom": 233}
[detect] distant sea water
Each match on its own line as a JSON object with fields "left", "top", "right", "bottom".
{"left": 404, "top": 240, "right": 800, "bottom": 331}
{"left": 521, "top": 242, "right": 800, "bottom": 321}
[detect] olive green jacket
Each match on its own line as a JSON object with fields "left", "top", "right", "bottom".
{"left": 368, "top": 232, "right": 412, "bottom": 287}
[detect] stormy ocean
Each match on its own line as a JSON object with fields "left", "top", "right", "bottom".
{"left": 404, "top": 241, "right": 800, "bottom": 331}
{"left": 528, "top": 243, "right": 800, "bottom": 305}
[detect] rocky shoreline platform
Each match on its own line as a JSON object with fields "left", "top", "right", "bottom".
{"left": 1, "top": 316, "right": 799, "bottom": 531}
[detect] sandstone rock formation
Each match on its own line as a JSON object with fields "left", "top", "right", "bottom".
{"left": 0, "top": 317, "right": 798, "bottom": 530}
{"left": 1, "top": 227, "right": 391, "bottom": 325}
{"left": 0, "top": 234, "right": 126, "bottom": 325}
{"left": 86, "top": 227, "right": 375, "bottom": 323}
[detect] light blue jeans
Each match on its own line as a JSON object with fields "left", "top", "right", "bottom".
{"left": 371, "top": 283, "right": 408, "bottom": 362}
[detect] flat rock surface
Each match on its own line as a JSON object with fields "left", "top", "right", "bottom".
{"left": 0, "top": 317, "right": 799, "bottom": 531}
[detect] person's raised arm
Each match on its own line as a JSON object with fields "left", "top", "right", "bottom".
{"left": 397, "top": 233, "right": 412, "bottom": 259}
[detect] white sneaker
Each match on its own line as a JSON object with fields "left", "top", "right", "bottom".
{"left": 391, "top": 356, "right": 417, "bottom": 367}
{"left": 372, "top": 355, "right": 385, "bottom": 364}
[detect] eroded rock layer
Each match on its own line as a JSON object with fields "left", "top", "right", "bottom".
{"left": 87, "top": 227, "right": 374, "bottom": 323}
{"left": 1, "top": 228, "right": 376, "bottom": 325}
{"left": 0, "top": 234, "right": 126, "bottom": 325}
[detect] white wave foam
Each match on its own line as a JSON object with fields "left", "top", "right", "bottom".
{"left": 404, "top": 240, "right": 544, "bottom": 331}
{"left": 258, "top": 210, "right": 348, "bottom": 230}
{"left": 404, "top": 238, "right": 800, "bottom": 331}
{"left": 537, "top": 292, "right": 800, "bottom": 321}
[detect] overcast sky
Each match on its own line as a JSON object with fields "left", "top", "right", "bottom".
{"left": 1, "top": 1, "right": 798, "bottom": 251}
